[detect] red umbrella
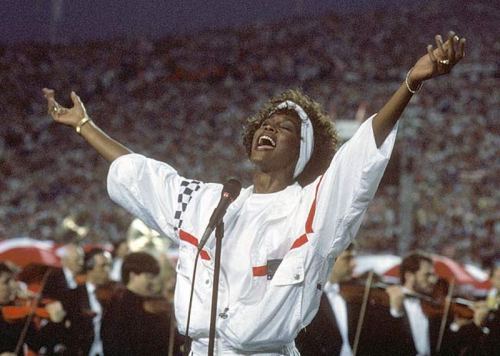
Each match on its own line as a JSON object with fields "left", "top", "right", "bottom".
{"left": 0, "top": 237, "right": 61, "bottom": 268}
{"left": 384, "top": 254, "right": 491, "bottom": 290}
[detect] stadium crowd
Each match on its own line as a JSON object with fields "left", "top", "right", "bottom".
{"left": 1, "top": 0, "right": 498, "bottom": 268}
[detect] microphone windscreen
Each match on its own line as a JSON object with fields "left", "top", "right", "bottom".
{"left": 222, "top": 178, "right": 241, "bottom": 201}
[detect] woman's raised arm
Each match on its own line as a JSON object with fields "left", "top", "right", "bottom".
{"left": 372, "top": 31, "right": 466, "bottom": 147}
{"left": 42, "top": 88, "right": 133, "bottom": 162}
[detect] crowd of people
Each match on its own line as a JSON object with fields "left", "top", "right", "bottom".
{"left": 1, "top": 240, "right": 183, "bottom": 355}
{"left": 296, "top": 246, "right": 499, "bottom": 356}
{"left": 1, "top": 240, "right": 498, "bottom": 355}
{"left": 1, "top": 0, "right": 498, "bottom": 269}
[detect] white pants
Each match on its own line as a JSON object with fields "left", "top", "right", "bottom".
{"left": 189, "top": 339, "right": 300, "bottom": 356}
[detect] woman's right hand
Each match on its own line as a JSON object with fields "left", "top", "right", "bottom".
{"left": 42, "top": 88, "right": 88, "bottom": 128}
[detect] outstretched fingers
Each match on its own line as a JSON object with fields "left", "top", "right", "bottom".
{"left": 446, "top": 31, "right": 466, "bottom": 65}
{"left": 70, "top": 91, "right": 88, "bottom": 118}
{"left": 434, "top": 34, "right": 449, "bottom": 72}
{"left": 435, "top": 34, "right": 446, "bottom": 58}
{"left": 447, "top": 31, "right": 456, "bottom": 62}
{"left": 42, "top": 88, "right": 55, "bottom": 99}
{"left": 70, "top": 91, "right": 81, "bottom": 106}
{"left": 431, "top": 32, "right": 466, "bottom": 74}
{"left": 413, "top": 32, "right": 466, "bottom": 82}
{"left": 427, "top": 44, "right": 437, "bottom": 70}
{"left": 42, "top": 88, "right": 72, "bottom": 121}
{"left": 43, "top": 88, "right": 63, "bottom": 117}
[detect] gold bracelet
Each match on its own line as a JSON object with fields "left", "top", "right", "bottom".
{"left": 405, "top": 68, "right": 423, "bottom": 94}
{"left": 75, "top": 116, "right": 91, "bottom": 134}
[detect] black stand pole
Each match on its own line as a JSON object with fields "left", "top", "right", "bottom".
{"left": 208, "top": 221, "right": 224, "bottom": 356}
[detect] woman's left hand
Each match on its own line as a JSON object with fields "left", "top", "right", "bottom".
{"left": 409, "top": 31, "right": 466, "bottom": 87}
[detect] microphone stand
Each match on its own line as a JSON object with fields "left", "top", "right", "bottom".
{"left": 208, "top": 221, "right": 224, "bottom": 356}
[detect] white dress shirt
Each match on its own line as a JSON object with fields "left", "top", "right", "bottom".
{"left": 62, "top": 267, "right": 77, "bottom": 289}
{"left": 403, "top": 296, "right": 430, "bottom": 356}
{"left": 324, "top": 282, "right": 353, "bottom": 356}
{"left": 110, "top": 258, "right": 123, "bottom": 282}
{"left": 86, "top": 282, "right": 104, "bottom": 356}
{"left": 107, "top": 115, "right": 398, "bottom": 355}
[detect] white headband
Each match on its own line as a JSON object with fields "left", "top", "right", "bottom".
{"left": 272, "top": 100, "right": 314, "bottom": 178}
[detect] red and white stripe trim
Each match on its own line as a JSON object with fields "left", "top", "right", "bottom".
{"left": 252, "top": 175, "right": 324, "bottom": 276}
{"left": 179, "top": 229, "right": 211, "bottom": 261}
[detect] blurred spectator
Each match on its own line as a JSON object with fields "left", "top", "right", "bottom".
{"left": 109, "top": 238, "right": 129, "bottom": 282}
{"left": 62, "top": 248, "right": 112, "bottom": 356}
{"left": 43, "top": 243, "right": 84, "bottom": 299}
{"left": 101, "top": 252, "right": 181, "bottom": 355}
{"left": 0, "top": 262, "right": 62, "bottom": 355}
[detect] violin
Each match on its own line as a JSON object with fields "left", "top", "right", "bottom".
{"left": 2, "top": 299, "right": 50, "bottom": 322}
{"left": 1, "top": 297, "right": 65, "bottom": 323}
{"left": 340, "top": 272, "right": 479, "bottom": 356}
{"left": 143, "top": 295, "right": 172, "bottom": 315}
{"left": 340, "top": 279, "right": 389, "bottom": 307}
{"left": 339, "top": 276, "right": 476, "bottom": 319}
{"left": 94, "top": 282, "right": 171, "bottom": 315}
{"left": 75, "top": 273, "right": 87, "bottom": 285}
{"left": 423, "top": 296, "right": 475, "bottom": 319}
{"left": 95, "top": 281, "right": 122, "bottom": 308}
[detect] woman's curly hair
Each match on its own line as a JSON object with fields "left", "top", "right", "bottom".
{"left": 242, "top": 89, "right": 338, "bottom": 186}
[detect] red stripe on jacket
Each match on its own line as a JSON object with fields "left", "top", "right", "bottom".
{"left": 179, "top": 229, "right": 211, "bottom": 260}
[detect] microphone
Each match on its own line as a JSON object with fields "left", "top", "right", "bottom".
{"left": 198, "top": 178, "right": 241, "bottom": 252}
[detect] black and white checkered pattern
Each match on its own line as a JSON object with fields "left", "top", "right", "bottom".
{"left": 173, "top": 180, "right": 201, "bottom": 231}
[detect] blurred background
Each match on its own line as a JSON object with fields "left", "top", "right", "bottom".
{"left": 0, "top": 0, "right": 498, "bottom": 272}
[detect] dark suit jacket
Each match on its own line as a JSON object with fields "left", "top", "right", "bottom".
{"left": 296, "top": 293, "right": 343, "bottom": 355}
{"left": 101, "top": 288, "right": 177, "bottom": 355}
{"left": 43, "top": 267, "right": 73, "bottom": 300}
{"left": 0, "top": 312, "right": 39, "bottom": 355}
{"left": 447, "top": 308, "right": 500, "bottom": 356}
{"left": 296, "top": 291, "right": 390, "bottom": 356}
{"left": 382, "top": 301, "right": 455, "bottom": 356}
{"left": 295, "top": 294, "right": 428, "bottom": 356}
{"left": 62, "top": 284, "right": 98, "bottom": 356}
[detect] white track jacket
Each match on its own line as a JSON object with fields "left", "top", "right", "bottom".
{"left": 107, "top": 115, "right": 398, "bottom": 355}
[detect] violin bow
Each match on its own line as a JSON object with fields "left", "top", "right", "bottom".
{"left": 352, "top": 270, "right": 374, "bottom": 356}
{"left": 436, "top": 278, "right": 455, "bottom": 353}
{"left": 14, "top": 267, "right": 53, "bottom": 355}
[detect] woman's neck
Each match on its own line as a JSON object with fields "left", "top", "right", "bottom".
{"left": 252, "top": 170, "right": 294, "bottom": 193}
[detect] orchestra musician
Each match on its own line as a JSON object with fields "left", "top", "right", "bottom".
{"left": 0, "top": 262, "right": 67, "bottom": 356}
{"left": 384, "top": 251, "right": 453, "bottom": 356}
{"left": 62, "top": 248, "right": 113, "bottom": 356}
{"left": 101, "top": 251, "right": 180, "bottom": 355}
{"left": 447, "top": 259, "right": 499, "bottom": 355}
{"left": 43, "top": 242, "right": 84, "bottom": 300}
{"left": 0, "top": 261, "right": 37, "bottom": 356}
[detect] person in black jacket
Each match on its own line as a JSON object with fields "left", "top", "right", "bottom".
{"left": 384, "top": 251, "right": 450, "bottom": 356}
{"left": 101, "top": 251, "right": 181, "bottom": 355}
{"left": 62, "top": 248, "right": 112, "bottom": 356}
{"left": 446, "top": 261, "right": 500, "bottom": 355}
{"left": 43, "top": 243, "right": 84, "bottom": 300}
{"left": 1, "top": 262, "right": 69, "bottom": 356}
